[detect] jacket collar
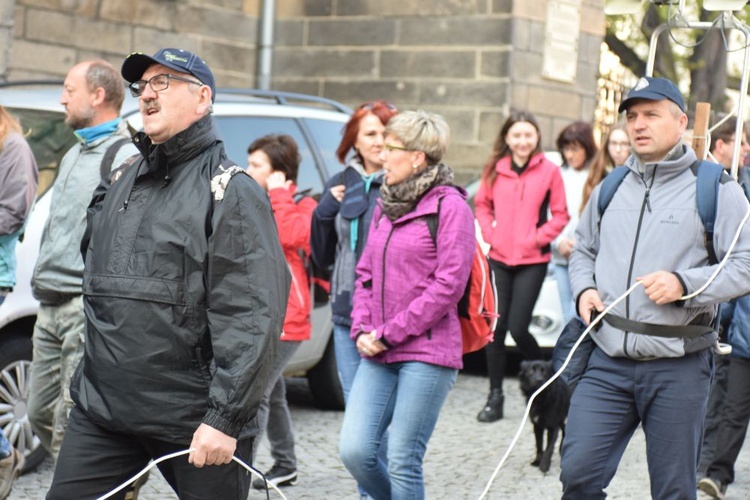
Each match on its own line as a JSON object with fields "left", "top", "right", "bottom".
{"left": 626, "top": 142, "right": 697, "bottom": 184}
{"left": 79, "top": 120, "right": 132, "bottom": 151}
{"left": 387, "top": 185, "right": 467, "bottom": 225}
{"left": 495, "top": 152, "right": 547, "bottom": 177}
{"left": 133, "top": 114, "right": 218, "bottom": 176}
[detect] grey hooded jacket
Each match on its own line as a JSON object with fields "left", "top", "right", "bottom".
{"left": 31, "top": 121, "right": 137, "bottom": 304}
{"left": 570, "top": 144, "right": 750, "bottom": 359}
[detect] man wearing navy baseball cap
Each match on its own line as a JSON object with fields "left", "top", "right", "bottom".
{"left": 47, "top": 48, "right": 291, "bottom": 500}
{"left": 562, "top": 75, "right": 750, "bottom": 499}
{"left": 122, "top": 48, "right": 217, "bottom": 104}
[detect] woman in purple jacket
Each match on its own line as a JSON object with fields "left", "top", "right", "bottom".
{"left": 339, "top": 111, "right": 475, "bottom": 499}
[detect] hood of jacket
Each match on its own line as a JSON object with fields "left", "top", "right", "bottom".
{"left": 310, "top": 159, "right": 384, "bottom": 326}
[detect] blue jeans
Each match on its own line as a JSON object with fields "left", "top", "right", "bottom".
{"left": 0, "top": 296, "right": 8, "bottom": 459}
{"left": 339, "top": 359, "right": 457, "bottom": 500}
{"left": 554, "top": 264, "right": 575, "bottom": 324}
{"left": 333, "top": 322, "right": 361, "bottom": 403}
{"left": 0, "top": 430, "right": 8, "bottom": 459}
{"left": 561, "top": 347, "right": 712, "bottom": 500}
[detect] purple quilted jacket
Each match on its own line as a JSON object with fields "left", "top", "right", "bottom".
{"left": 350, "top": 185, "right": 475, "bottom": 369}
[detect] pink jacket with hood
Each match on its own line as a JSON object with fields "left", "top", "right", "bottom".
{"left": 475, "top": 152, "right": 569, "bottom": 266}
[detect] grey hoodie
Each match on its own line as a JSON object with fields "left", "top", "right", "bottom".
{"left": 32, "top": 121, "right": 138, "bottom": 304}
{"left": 570, "top": 144, "right": 750, "bottom": 359}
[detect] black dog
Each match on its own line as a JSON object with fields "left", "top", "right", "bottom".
{"left": 519, "top": 360, "right": 571, "bottom": 473}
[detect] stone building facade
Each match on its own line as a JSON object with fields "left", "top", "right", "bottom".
{"left": 6, "top": 0, "right": 604, "bottom": 177}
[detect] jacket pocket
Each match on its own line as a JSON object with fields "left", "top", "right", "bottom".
{"left": 84, "top": 273, "right": 188, "bottom": 306}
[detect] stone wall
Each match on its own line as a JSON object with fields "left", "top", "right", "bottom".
{"left": 9, "top": 0, "right": 604, "bottom": 179}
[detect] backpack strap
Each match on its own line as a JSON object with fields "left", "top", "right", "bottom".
{"left": 292, "top": 188, "right": 313, "bottom": 203}
{"left": 693, "top": 160, "right": 724, "bottom": 266}
{"left": 426, "top": 197, "right": 443, "bottom": 245}
{"left": 100, "top": 137, "right": 132, "bottom": 183}
{"left": 597, "top": 165, "right": 630, "bottom": 218}
{"left": 210, "top": 159, "right": 245, "bottom": 204}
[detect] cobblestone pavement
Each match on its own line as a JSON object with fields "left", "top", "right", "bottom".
{"left": 11, "top": 372, "right": 750, "bottom": 499}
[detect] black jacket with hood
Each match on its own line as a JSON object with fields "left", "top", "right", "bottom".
{"left": 71, "top": 115, "right": 290, "bottom": 443}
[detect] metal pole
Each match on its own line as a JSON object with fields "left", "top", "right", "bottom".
{"left": 644, "top": 13, "right": 750, "bottom": 179}
{"left": 256, "top": 0, "right": 276, "bottom": 90}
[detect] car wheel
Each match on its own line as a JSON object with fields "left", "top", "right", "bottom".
{"left": 0, "top": 333, "right": 48, "bottom": 473}
{"left": 306, "top": 335, "right": 345, "bottom": 411}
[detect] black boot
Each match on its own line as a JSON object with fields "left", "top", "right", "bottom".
{"left": 477, "top": 388, "right": 504, "bottom": 422}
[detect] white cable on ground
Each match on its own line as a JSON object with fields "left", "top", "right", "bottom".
{"left": 96, "top": 448, "right": 288, "bottom": 500}
{"left": 478, "top": 202, "right": 750, "bottom": 500}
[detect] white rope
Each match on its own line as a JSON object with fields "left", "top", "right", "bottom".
{"left": 96, "top": 448, "right": 288, "bottom": 500}
{"left": 478, "top": 202, "right": 750, "bottom": 499}
{"left": 477, "top": 281, "right": 641, "bottom": 500}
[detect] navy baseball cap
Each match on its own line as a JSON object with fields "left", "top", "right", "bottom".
{"left": 618, "top": 76, "right": 686, "bottom": 114}
{"left": 121, "top": 48, "right": 216, "bottom": 102}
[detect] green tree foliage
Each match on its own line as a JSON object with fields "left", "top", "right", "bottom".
{"left": 606, "top": 1, "right": 750, "bottom": 113}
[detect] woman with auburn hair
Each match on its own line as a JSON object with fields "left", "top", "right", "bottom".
{"left": 310, "top": 100, "right": 397, "bottom": 496}
{"left": 474, "top": 110, "right": 569, "bottom": 423}
{"left": 552, "top": 121, "right": 598, "bottom": 323}
{"left": 311, "top": 100, "right": 398, "bottom": 402}
{"left": 340, "top": 110, "right": 474, "bottom": 498}
{"left": 581, "top": 123, "right": 629, "bottom": 212}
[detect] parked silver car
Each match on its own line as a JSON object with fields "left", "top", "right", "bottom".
{"left": 0, "top": 83, "right": 349, "bottom": 471}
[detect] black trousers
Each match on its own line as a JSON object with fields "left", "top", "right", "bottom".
{"left": 705, "top": 356, "right": 750, "bottom": 485}
{"left": 47, "top": 407, "right": 254, "bottom": 500}
{"left": 485, "top": 260, "right": 547, "bottom": 390}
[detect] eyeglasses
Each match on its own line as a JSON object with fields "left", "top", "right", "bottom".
{"left": 129, "top": 74, "right": 203, "bottom": 97}
{"left": 360, "top": 101, "right": 398, "bottom": 112}
{"left": 384, "top": 143, "right": 410, "bottom": 152}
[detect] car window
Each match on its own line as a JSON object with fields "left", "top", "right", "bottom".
{"left": 10, "top": 108, "right": 75, "bottom": 197}
{"left": 213, "top": 116, "right": 325, "bottom": 198}
{"left": 303, "top": 118, "right": 345, "bottom": 180}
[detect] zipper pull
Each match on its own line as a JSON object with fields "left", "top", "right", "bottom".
{"left": 645, "top": 188, "right": 652, "bottom": 213}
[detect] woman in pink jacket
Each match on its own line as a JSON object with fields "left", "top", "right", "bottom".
{"left": 474, "top": 111, "right": 569, "bottom": 422}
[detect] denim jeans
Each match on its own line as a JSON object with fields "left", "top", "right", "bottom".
{"left": 554, "top": 263, "right": 576, "bottom": 324}
{"left": 0, "top": 430, "right": 9, "bottom": 459}
{"left": 339, "top": 359, "right": 457, "bottom": 500}
{"left": 253, "top": 340, "right": 300, "bottom": 469}
{"left": 27, "top": 296, "right": 85, "bottom": 459}
{"left": 0, "top": 295, "right": 8, "bottom": 459}
{"left": 333, "top": 322, "right": 361, "bottom": 403}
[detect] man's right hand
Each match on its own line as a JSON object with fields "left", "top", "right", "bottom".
{"left": 579, "top": 289, "right": 605, "bottom": 325}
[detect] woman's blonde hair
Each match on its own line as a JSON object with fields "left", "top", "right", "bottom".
{"left": 0, "top": 106, "right": 22, "bottom": 149}
{"left": 384, "top": 110, "right": 450, "bottom": 165}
